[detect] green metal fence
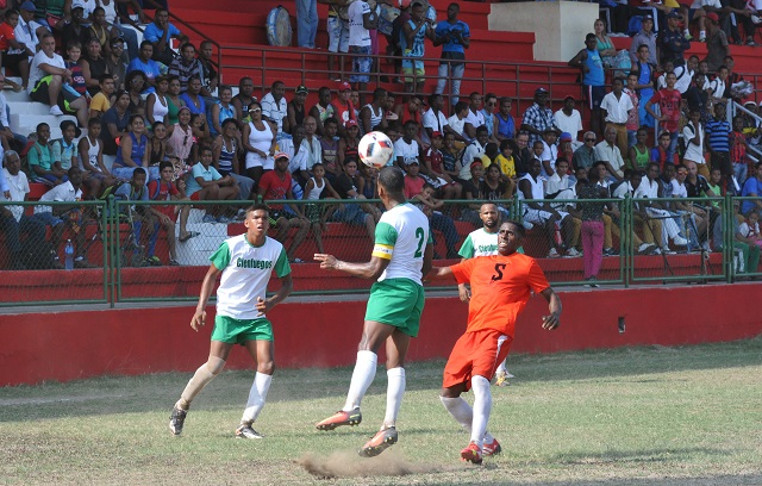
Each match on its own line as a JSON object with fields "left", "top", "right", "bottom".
{"left": 1, "top": 195, "right": 760, "bottom": 307}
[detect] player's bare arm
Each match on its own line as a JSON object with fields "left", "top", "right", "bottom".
{"left": 314, "top": 253, "right": 390, "bottom": 280}
{"left": 256, "top": 273, "right": 293, "bottom": 316}
{"left": 540, "top": 287, "right": 562, "bottom": 330}
{"left": 424, "top": 264, "right": 454, "bottom": 281}
{"left": 191, "top": 263, "right": 222, "bottom": 331}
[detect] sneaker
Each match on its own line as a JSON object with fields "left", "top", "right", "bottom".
{"left": 566, "top": 247, "right": 581, "bottom": 257}
{"left": 547, "top": 248, "right": 560, "bottom": 258}
{"left": 49, "top": 105, "right": 64, "bottom": 116}
{"left": 637, "top": 243, "right": 656, "bottom": 255}
{"left": 169, "top": 407, "right": 187, "bottom": 436}
{"left": 652, "top": 248, "right": 662, "bottom": 255}
{"left": 358, "top": 426, "right": 398, "bottom": 457}
{"left": 699, "top": 36, "right": 706, "bottom": 42}
{"left": 460, "top": 441, "right": 483, "bottom": 464}
{"left": 482, "top": 438, "right": 502, "bottom": 457}
{"left": 494, "top": 371, "right": 509, "bottom": 387}
{"left": 146, "top": 255, "right": 162, "bottom": 266}
{"left": 202, "top": 213, "right": 217, "bottom": 223}
{"left": 673, "top": 236, "right": 689, "bottom": 246}
{"left": 235, "top": 424, "right": 264, "bottom": 439}
{"left": 603, "top": 247, "right": 613, "bottom": 256}
{"left": 685, "top": 33, "right": 693, "bottom": 41}
{"left": 315, "top": 408, "right": 362, "bottom": 430}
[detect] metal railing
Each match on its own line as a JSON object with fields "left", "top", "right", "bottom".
{"left": 1, "top": 195, "right": 759, "bottom": 307}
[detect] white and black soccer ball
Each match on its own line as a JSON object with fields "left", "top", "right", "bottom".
{"left": 358, "top": 131, "right": 394, "bottom": 169}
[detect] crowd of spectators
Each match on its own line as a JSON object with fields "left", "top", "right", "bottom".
{"left": 1, "top": 1, "right": 761, "bottom": 276}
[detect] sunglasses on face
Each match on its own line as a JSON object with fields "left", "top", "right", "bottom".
{"left": 250, "top": 108, "right": 262, "bottom": 113}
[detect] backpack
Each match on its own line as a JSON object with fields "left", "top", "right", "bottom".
{"left": 266, "top": 6, "right": 293, "bottom": 47}
{"left": 628, "top": 16, "right": 643, "bottom": 37}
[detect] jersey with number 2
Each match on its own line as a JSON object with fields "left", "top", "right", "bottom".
{"left": 372, "top": 202, "right": 431, "bottom": 285}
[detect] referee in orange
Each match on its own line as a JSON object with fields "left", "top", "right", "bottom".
{"left": 426, "top": 220, "right": 562, "bottom": 464}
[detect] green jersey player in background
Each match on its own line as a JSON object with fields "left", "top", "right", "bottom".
{"left": 169, "top": 204, "right": 293, "bottom": 439}
{"left": 314, "top": 167, "right": 433, "bottom": 457}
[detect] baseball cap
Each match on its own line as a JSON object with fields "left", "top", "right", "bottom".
{"left": 295, "top": 84, "right": 309, "bottom": 95}
{"left": 560, "top": 132, "right": 572, "bottom": 142}
{"left": 405, "top": 158, "right": 420, "bottom": 165}
{"left": 274, "top": 152, "right": 290, "bottom": 161}
{"left": 544, "top": 125, "right": 561, "bottom": 134}
{"left": 71, "top": 0, "right": 86, "bottom": 10}
{"left": 20, "top": 1, "right": 36, "bottom": 11}
{"left": 338, "top": 81, "right": 352, "bottom": 91}
{"left": 535, "top": 87, "right": 549, "bottom": 95}
{"left": 667, "top": 11, "right": 683, "bottom": 20}
{"left": 346, "top": 119, "right": 358, "bottom": 127}
{"left": 431, "top": 131, "right": 443, "bottom": 138}
{"left": 706, "top": 12, "right": 719, "bottom": 22}
{"left": 643, "top": 14, "right": 653, "bottom": 21}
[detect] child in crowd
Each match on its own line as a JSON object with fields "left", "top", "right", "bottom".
{"left": 423, "top": 131, "right": 460, "bottom": 199}
{"left": 302, "top": 162, "right": 340, "bottom": 253}
{"left": 78, "top": 117, "right": 115, "bottom": 197}
{"left": 730, "top": 115, "right": 750, "bottom": 187}
{"left": 739, "top": 211, "right": 762, "bottom": 249}
{"left": 89, "top": 74, "right": 115, "bottom": 119}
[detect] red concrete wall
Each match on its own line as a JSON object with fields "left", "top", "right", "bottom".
{"left": 2, "top": 283, "right": 761, "bottom": 386}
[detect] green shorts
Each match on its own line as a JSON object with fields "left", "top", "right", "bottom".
{"left": 211, "top": 315, "right": 274, "bottom": 344}
{"left": 364, "top": 278, "right": 424, "bottom": 337}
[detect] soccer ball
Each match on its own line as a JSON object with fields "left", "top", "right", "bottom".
{"left": 358, "top": 131, "right": 394, "bottom": 169}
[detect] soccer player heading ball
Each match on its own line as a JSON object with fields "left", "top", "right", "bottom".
{"left": 314, "top": 166, "right": 433, "bottom": 457}
{"left": 427, "top": 220, "right": 562, "bottom": 464}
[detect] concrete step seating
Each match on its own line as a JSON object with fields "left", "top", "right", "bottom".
{"left": 4, "top": 76, "right": 77, "bottom": 140}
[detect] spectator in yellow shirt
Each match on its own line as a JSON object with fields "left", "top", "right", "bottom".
{"left": 89, "top": 74, "right": 115, "bottom": 119}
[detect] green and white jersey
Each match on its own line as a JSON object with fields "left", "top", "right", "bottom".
{"left": 372, "top": 202, "right": 431, "bottom": 285}
{"left": 457, "top": 228, "right": 499, "bottom": 259}
{"left": 209, "top": 234, "right": 291, "bottom": 320}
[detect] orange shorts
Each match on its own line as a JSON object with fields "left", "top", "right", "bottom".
{"left": 190, "top": 191, "right": 201, "bottom": 201}
{"left": 442, "top": 328, "right": 513, "bottom": 391}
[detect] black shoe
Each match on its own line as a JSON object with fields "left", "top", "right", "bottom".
{"left": 169, "top": 407, "right": 187, "bottom": 436}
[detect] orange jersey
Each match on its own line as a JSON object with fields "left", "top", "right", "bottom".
{"left": 450, "top": 253, "right": 550, "bottom": 336}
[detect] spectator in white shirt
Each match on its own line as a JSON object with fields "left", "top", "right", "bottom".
{"left": 554, "top": 96, "right": 583, "bottom": 150}
{"left": 14, "top": 2, "right": 43, "bottom": 61}
{"left": 463, "top": 91, "right": 485, "bottom": 141}
{"left": 600, "top": 77, "right": 634, "bottom": 161}
{"left": 446, "top": 100, "right": 469, "bottom": 144}
{"left": 594, "top": 126, "right": 625, "bottom": 181}
{"left": 261, "top": 80, "right": 289, "bottom": 139}
{"left": 422, "top": 93, "right": 450, "bottom": 142}
{"left": 394, "top": 120, "right": 421, "bottom": 170}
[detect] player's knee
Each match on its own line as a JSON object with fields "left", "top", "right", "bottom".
{"left": 257, "top": 360, "right": 274, "bottom": 375}
{"left": 205, "top": 356, "right": 226, "bottom": 375}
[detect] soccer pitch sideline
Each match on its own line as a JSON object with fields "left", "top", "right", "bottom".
{"left": 2, "top": 338, "right": 761, "bottom": 486}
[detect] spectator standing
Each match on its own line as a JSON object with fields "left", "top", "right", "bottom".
{"left": 569, "top": 33, "right": 606, "bottom": 137}
{"left": 400, "top": 0, "right": 434, "bottom": 95}
{"left": 434, "top": 2, "right": 469, "bottom": 107}
{"left": 296, "top": 0, "right": 319, "bottom": 49}
{"left": 521, "top": 88, "right": 555, "bottom": 146}
{"left": 347, "top": 0, "right": 376, "bottom": 103}
{"left": 600, "top": 77, "right": 634, "bottom": 162}
{"left": 629, "top": 15, "right": 657, "bottom": 65}
{"left": 703, "top": 12, "right": 728, "bottom": 72}
{"left": 577, "top": 177, "right": 608, "bottom": 284}
{"left": 632, "top": 44, "right": 656, "bottom": 129}
{"left": 705, "top": 102, "right": 732, "bottom": 189}
{"left": 143, "top": 8, "right": 188, "bottom": 66}
{"left": 658, "top": 11, "right": 690, "bottom": 67}
{"left": 682, "top": 110, "right": 708, "bottom": 178}
{"left": 323, "top": 0, "right": 349, "bottom": 81}
{"left": 645, "top": 72, "right": 682, "bottom": 162}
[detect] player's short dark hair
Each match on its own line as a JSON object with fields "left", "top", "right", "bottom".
{"left": 502, "top": 219, "right": 526, "bottom": 238}
{"left": 159, "top": 160, "right": 173, "bottom": 171}
{"left": 247, "top": 203, "right": 270, "bottom": 216}
{"left": 133, "top": 167, "right": 146, "bottom": 177}
{"left": 378, "top": 166, "right": 405, "bottom": 195}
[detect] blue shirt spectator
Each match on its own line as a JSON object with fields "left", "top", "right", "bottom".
{"left": 185, "top": 161, "right": 222, "bottom": 197}
{"left": 740, "top": 165, "right": 762, "bottom": 215}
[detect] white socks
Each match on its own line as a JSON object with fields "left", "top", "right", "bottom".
{"left": 440, "top": 392, "right": 495, "bottom": 444}
{"left": 383, "top": 367, "right": 405, "bottom": 428}
{"left": 470, "top": 375, "right": 492, "bottom": 449}
{"left": 241, "top": 372, "right": 272, "bottom": 425}
{"left": 342, "top": 350, "right": 378, "bottom": 412}
{"left": 178, "top": 356, "right": 226, "bottom": 410}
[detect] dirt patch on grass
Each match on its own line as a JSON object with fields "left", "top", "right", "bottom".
{"left": 299, "top": 450, "right": 449, "bottom": 479}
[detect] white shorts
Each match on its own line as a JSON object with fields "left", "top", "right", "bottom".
{"left": 524, "top": 208, "right": 568, "bottom": 225}
{"left": 327, "top": 16, "right": 349, "bottom": 53}
{"left": 245, "top": 152, "right": 274, "bottom": 171}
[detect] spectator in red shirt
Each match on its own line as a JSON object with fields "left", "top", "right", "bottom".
{"left": 645, "top": 71, "right": 683, "bottom": 162}
{"left": 0, "top": 10, "right": 30, "bottom": 89}
{"left": 257, "top": 152, "right": 310, "bottom": 261}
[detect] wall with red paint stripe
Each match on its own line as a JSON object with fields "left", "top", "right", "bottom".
{"left": 2, "top": 284, "right": 760, "bottom": 386}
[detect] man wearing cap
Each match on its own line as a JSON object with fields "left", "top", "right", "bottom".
{"left": 15, "top": 2, "right": 44, "bottom": 61}
{"left": 331, "top": 81, "right": 357, "bottom": 133}
{"left": 629, "top": 15, "right": 657, "bottom": 65}
{"left": 569, "top": 33, "right": 606, "bottom": 137}
{"left": 703, "top": 12, "right": 729, "bottom": 72}
{"left": 61, "top": 1, "right": 91, "bottom": 51}
{"left": 257, "top": 152, "right": 311, "bottom": 260}
{"left": 521, "top": 88, "right": 555, "bottom": 147}
{"left": 658, "top": 11, "right": 690, "bottom": 67}
{"left": 288, "top": 84, "right": 310, "bottom": 131}
{"left": 554, "top": 96, "right": 583, "bottom": 150}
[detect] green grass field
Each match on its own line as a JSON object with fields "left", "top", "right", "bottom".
{"left": 2, "top": 338, "right": 762, "bottom": 486}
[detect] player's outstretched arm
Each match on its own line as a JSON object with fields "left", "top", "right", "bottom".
{"left": 424, "top": 265, "right": 455, "bottom": 281}
{"left": 256, "top": 273, "right": 293, "bottom": 316}
{"left": 540, "top": 287, "right": 562, "bottom": 330}
{"left": 191, "top": 264, "right": 222, "bottom": 331}
{"left": 314, "top": 253, "right": 390, "bottom": 280}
